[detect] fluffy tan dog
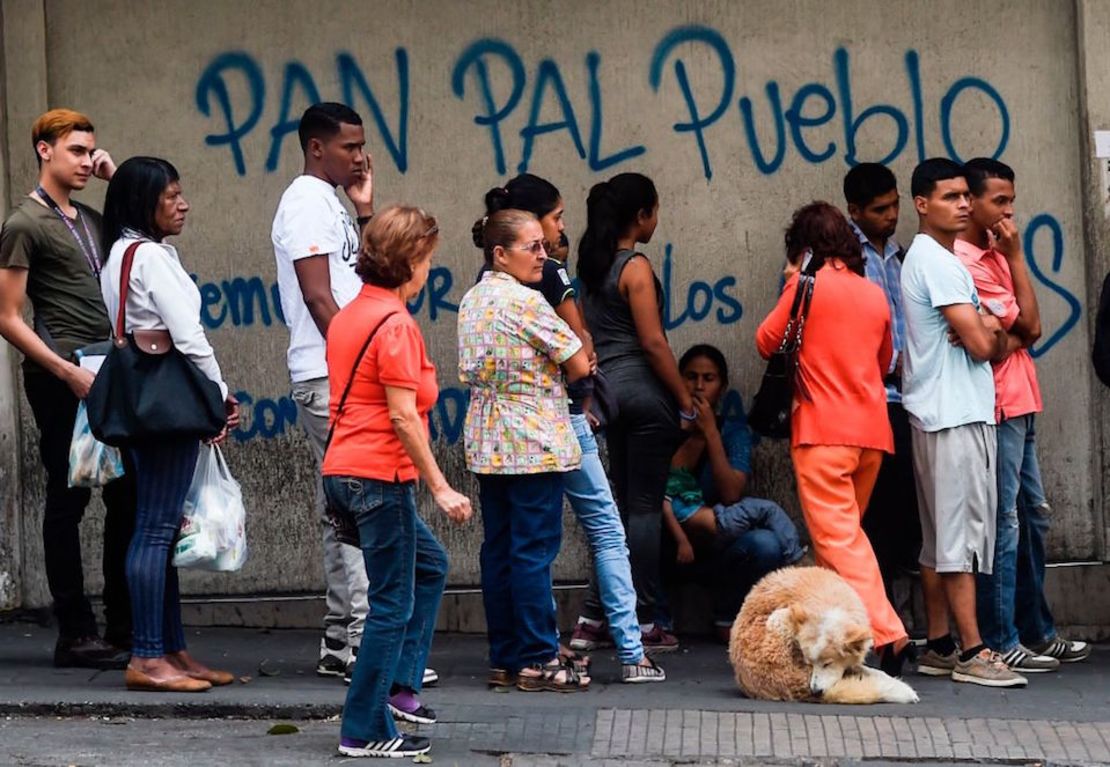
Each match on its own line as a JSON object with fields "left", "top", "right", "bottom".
{"left": 728, "top": 566, "right": 918, "bottom": 704}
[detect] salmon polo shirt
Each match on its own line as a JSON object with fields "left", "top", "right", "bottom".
{"left": 954, "top": 239, "right": 1043, "bottom": 422}
{"left": 322, "top": 284, "right": 439, "bottom": 482}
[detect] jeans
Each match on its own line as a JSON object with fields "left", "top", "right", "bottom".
{"left": 977, "top": 416, "right": 1057, "bottom": 647}
{"left": 663, "top": 526, "right": 788, "bottom": 626}
{"left": 291, "top": 377, "right": 369, "bottom": 648}
{"left": 583, "top": 370, "right": 682, "bottom": 624}
{"left": 24, "top": 371, "right": 136, "bottom": 642}
{"left": 862, "top": 403, "right": 922, "bottom": 594}
{"left": 324, "top": 477, "right": 448, "bottom": 742}
{"left": 127, "top": 439, "right": 199, "bottom": 658}
{"left": 477, "top": 472, "right": 564, "bottom": 672}
{"left": 977, "top": 414, "right": 1053, "bottom": 652}
{"left": 563, "top": 414, "right": 642, "bottom": 663}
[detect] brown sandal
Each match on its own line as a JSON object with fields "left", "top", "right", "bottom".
{"left": 487, "top": 668, "right": 516, "bottom": 688}
{"left": 516, "top": 660, "right": 590, "bottom": 693}
{"left": 558, "top": 645, "right": 591, "bottom": 675}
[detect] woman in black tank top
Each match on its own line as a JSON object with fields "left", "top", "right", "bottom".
{"left": 575, "top": 173, "right": 694, "bottom": 652}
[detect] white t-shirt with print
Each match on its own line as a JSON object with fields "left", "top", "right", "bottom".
{"left": 272, "top": 174, "right": 362, "bottom": 383}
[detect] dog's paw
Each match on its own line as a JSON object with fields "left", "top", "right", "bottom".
{"left": 882, "top": 675, "right": 920, "bottom": 704}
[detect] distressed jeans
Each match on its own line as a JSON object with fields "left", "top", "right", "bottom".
{"left": 324, "top": 477, "right": 448, "bottom": 743}
{"left": 564, "top": 413, "right": 643, "bottom": 664}
{"left": 291, "top": 377, "right": 368, "bottom": 649}
{"left": 977, "top": 414, "right": 1054, "bottom": 652}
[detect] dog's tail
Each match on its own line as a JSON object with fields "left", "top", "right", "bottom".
{"left": 821, "top": 667, "right": 919, "bottom": 705}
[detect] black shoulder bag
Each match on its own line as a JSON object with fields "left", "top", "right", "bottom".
{"left": 323, "top": 311, "right": 400, "bottom": 547}
{"left": 748, "top": 273, "right": 815, "bottom": 439}
{"left": 85, "top": 241, "right": 226, "bottom": 447}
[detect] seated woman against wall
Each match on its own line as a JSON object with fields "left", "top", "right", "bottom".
{"left": 661, "top": 344, "right": 804, "bottom": 642}
{"left": 459, "top": 209, "right": 592, "bottom": 692}
{"left": 755, "top": 202, "right": 912, "bottom": 677}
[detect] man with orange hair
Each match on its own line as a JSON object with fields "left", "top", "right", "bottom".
{"left": 0, "top": 109, "right": 133, "bottom": 669}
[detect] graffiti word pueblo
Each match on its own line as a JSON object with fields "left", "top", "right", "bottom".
{"left": 196, "top": 25, "right": 1008, "bottom": 180}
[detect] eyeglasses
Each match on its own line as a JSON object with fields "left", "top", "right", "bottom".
{"left": 506, "top": 240, "right": 545, "bottom": 256}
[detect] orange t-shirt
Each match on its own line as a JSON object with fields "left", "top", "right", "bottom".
{"left": 322, "top": 285, "right": 438, "bottom": 482}
{"left": 756, "top": 262, "right": 894, "bottom": 452}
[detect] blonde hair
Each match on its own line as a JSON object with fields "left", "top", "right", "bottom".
{"left": 32, "top": 109, "right": 94, "bottom": 162}
{"left": 355, "top": 205, "right": 439, "bottom": 288}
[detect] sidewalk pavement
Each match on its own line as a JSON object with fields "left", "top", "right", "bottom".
{"left": 1, "top": 622, "right": 1108, "bottom": 765}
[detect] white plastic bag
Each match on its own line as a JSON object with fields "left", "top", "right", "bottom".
{"left": 67, "top": 401, "right": 125, "bottom": 488}
{"left": 173, "top": 445, "right": 248, "bottom": 572}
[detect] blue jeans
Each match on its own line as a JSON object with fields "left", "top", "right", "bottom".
{"left": 1013, "top": 423, "right": 1056, "bottom": 646}
{"left": 564, "top": 414, "right": 643, "bottom": 664}
{"left": 477, "top": 472, "right": 564, "bottom": 672}
{"left": 324, "top": 477, "right": 448, "bottom": 742}
{"left": 977, "top": 414, "right": 1053, "bottom": 652}
{"left": 127, "top": 439, "right": 199, "bottom": 658}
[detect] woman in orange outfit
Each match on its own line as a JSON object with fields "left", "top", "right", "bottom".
{"left": 756, "top": 201, "right": 912, "bottom": 675}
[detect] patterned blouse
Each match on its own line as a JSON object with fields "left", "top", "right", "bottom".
{"left": 458, "top": 270, "right": 582, "bottom": 474}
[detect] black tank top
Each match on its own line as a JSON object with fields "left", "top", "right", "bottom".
{"left": 583, "top": 249, "right": 665, "bottom": 372}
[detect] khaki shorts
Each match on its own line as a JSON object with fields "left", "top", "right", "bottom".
{"left": 911, "top": 422, "right": 997, "bottom": 574}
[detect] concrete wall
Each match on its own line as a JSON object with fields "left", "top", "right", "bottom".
{"left": 1, "top": 0, "right": 1107, "bottom": 623}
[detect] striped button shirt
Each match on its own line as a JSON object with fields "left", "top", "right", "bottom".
{"left": 853, "top": 221, "right": 905, "bottom": 403}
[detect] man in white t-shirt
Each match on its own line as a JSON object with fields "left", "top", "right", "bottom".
{"left": 272, "top": 102, "right": 374, "bottom": 681}
{"left": 900, "top": 158, "right": 1023, "bottom": 689}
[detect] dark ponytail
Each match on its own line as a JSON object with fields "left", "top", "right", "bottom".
{"left": 577, "top": 172, "right": 657, "bottom": 294}
{"left": 472, "top": 173, "right": 561, "bottom": 257}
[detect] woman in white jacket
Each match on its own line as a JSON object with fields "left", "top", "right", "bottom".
{"left": 100, "top": 157, "right": 239, "bottom": 692}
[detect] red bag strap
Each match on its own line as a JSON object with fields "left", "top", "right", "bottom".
{"left": 115, "top": 242, "right": 142, "bottom": 340}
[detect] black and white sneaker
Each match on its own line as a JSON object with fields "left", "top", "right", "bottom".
{"left": 317, "top": 636, "right": 348, "bottom": 678}
{"left": 422, "top": 667, "right": 439, "bottom": 687}
{"left": 1030, "top": 636, "right": 1092, "bottom": 663}
{"left": 388, "top": 701, "right": 437, "bottom": 725}
{"left": 338, "top": 734, "right": 430, "bottom": 758}
{"left": 1001, "top": 644, "right": 1060, "bottom": 673}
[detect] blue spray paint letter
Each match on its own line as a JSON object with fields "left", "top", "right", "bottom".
{"left": 940, "top": 78, "right": 1010, "bottom": 163}
{"left": 649, "top": 26, "right": 736, "bottom": 180}
{"left": 585, "top": 51, "right": 646, "bottom": 171}
{"left": 266, "top": 62, "right": 322, "bottom": 172}
{"left": 452, "top": 39, "right": 526, "bottom": 175}
{"left": 1024, "top": 214, "right": 1081, "bottom": 358}
{"left": 519, "top": 59, "right": 587, "bottom": 173}
{"left": 338, "top": 49, "right": 410, "bottom": 173}
{"left": 835, "top": 48, "right": 909, "bottom": 166}
{"left": 195, "top": 52, "right": 266, "bottom": 176}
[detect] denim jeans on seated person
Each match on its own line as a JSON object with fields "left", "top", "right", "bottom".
{"left": 978, "top": 414, "right": 1048, "bottom": 653}
{"left": 323, "top": 476, "right": 448, "bottom": 743}
{"left": 564, "top": 413, "right": 643, "bottom": 664}
{"left": 477, "top": 471, "right": 564, "bottom": 672}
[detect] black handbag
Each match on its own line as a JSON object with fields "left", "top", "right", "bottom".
{"left": 748, "top": 272, "right": 815, "bottom": 438}
{"left": 587, "top": 368, "right": 619, "bottom": 430}
{"left": 85, "top": 242, "right": 226, "bottom": 447}
{"left": 323, "top": 311, "right": 400, "bottom": 547}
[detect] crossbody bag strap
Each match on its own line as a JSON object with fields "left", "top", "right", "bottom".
{"left": 114, "top": 242, "right": 142, "bottom": 343}
{"left": 323, "top": 311, "right": 400, "bottom": 452}
{"left": 774, "top": 273, "right": 815, "bottom": 353}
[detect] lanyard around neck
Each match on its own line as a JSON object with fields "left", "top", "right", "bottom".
{"left": 35, "top": 186, "right": 101, "bottom": 278}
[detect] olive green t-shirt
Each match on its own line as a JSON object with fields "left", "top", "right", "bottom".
{"left": 0, "top": 197, "right": 112, "bottom": 373}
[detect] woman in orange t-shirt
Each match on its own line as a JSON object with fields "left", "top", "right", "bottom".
{"left": 322, "top": 206, "right": 472, "bottom": 760}
{"left": 756, "top": 202, "right": 910, "bottom": 675}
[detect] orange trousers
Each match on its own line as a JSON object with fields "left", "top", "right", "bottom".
{"left": 791, "top": 444, "right": 907, "bottom": 648}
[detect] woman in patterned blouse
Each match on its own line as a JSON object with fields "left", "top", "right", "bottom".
{"left": 458, "top": 209, "right": 592, "bottom": 692}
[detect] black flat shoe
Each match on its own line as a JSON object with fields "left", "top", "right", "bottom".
{"left": 54, "top": 636, "right": 130, "bottom": 670}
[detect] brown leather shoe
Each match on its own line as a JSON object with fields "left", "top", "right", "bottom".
{"left": 125, "top": 667, "right": 211, "bottom": 693}
{"left": 185, "top": 668, "right": 235, "bottom": 686}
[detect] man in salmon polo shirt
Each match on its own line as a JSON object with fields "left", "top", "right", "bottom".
{"left": 900, "top": 158, "right": 1024, "bottom": 688}
{"left": 955, "top": 158, "right": 1090, "bottom": 672}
